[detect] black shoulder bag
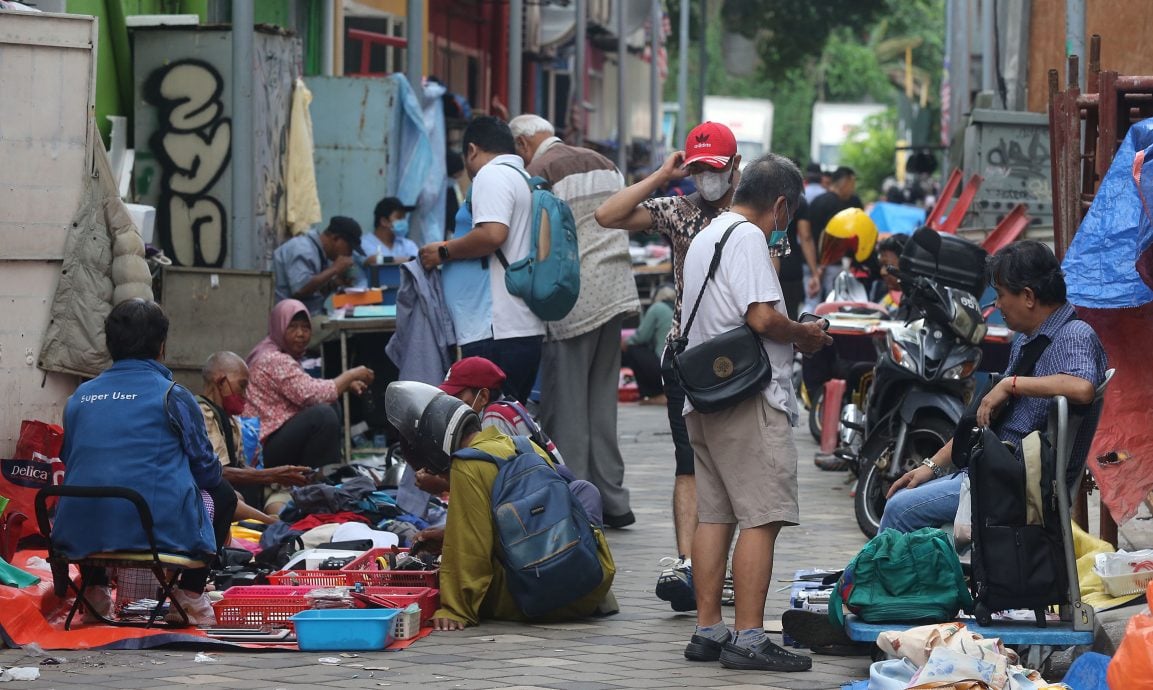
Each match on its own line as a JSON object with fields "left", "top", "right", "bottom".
{"left": 671, "top": 221, "right": 774, "bottom": 414}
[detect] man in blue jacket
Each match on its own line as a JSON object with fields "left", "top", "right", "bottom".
{"left": 53, "top": 299, "right": 233, "bottom": 626}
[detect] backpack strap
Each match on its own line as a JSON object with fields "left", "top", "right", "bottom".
{"left": 510, "top": 435, "right": 537, "bottom": 458}
{"left": 452, "top": 447, "right": 503, "bottom": 464}
{"left": 492, "top": 163, "right": 537, "bottom": 271}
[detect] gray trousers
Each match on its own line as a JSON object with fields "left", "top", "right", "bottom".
{"left": 539, "top": 314, "right": 631, "bottom": 517}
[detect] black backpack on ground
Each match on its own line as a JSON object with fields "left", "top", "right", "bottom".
{"left": 966, "top": 427, "right": 1066, "bottom": 626}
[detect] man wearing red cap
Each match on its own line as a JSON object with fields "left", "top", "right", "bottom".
{"left": 594, "top": 122, "right": 740, "bottom": 612}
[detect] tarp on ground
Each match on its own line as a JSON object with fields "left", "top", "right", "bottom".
{"left": 1062, "top": 117, "right": 1153, "bottom": 524}
{"left": 868, "top": 202, "right": 926, "bottom": 236}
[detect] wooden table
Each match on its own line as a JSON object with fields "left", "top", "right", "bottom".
{"left": 322, "top": 316, "right": 397, "bottom": 462}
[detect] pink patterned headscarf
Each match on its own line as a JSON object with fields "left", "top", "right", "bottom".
{"left": 247, "top": 299, "right": 311, "bottom": 366}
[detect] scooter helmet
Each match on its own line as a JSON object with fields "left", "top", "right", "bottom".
{"left": 822, "top": 207, "right": 879, "bottom": 263}
{"left": 385, "top": 381, "right": 480, "bottom": 475}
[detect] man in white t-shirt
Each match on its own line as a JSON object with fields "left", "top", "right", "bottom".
{"left": 678, "top": 154, "right": 831, "bottom": 673}
{"left": 419, "top": 117, "right": 545, "bottom": 402}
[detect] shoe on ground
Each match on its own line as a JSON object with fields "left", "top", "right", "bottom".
{"left": 655, "top": 557, "right": 696, "bottom": 612}
{"left": 684, "top": 629, "right": 730, "bottom": 662}
{"left": 814, "top": 452, "right": 849, "bottom": 471}
{"left": 719, "top": 637, "right": 813, "bottom": 672}
{"left": 80, "top": 585, "right": 115, "bottom": 624}
{"left": 165, "top": 589, "right": 217, "bottom": 627}
{"left": 603, "top": 511, "right": 636, "bottom": 529}
{"left": 782, "top": 608, "right": 855, "bottom": 647}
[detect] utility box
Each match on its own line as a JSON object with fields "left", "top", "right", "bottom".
{"left": 963, "top": 109, "right": 1052, "bottom": 230}
{"left": 0, "top": 10, "right": 98, "bottom": 455}
{"left": 158, "top": 266, "right": 274, "bottom": 390}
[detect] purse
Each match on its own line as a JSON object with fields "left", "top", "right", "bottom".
{"left": 671, "top": 221, "right": 774, "bottom": 414}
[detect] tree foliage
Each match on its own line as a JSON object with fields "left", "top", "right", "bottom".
{"left": 719, "top": 0, "right": 886, "bottom": 74}
{"left": 840, "top": 110, "right": 899, "bottom": 203}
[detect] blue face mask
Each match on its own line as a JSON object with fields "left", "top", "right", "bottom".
{"left": 392, "top": 218, "right": 409, "bottom": 238}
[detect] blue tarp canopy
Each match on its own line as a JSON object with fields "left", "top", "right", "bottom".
{"left": 1063, "top": 117, "right": 1153, "bottom": 309}
{"left": 868, "top": 202, "right": 926, "bottom": 236}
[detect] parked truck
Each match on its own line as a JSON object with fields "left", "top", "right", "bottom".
{"left": 810, "top": 102, "right": 888, "bottom": 168}
{"left": 703, "top": 96, "right": 774, "bottom": 167}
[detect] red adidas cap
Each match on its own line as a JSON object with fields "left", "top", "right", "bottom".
{"left": 682, "top": 122, "right": 737, "bottom": 169}
{"left": 438, "top": 357, "right": 507, "bottom": 396}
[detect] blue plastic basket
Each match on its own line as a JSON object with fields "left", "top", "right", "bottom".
{"left": 290, "top": 609, "right": 401, "bottom": 651}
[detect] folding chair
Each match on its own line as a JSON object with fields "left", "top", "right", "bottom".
{"left": 34, "top": 486, "right": 207, "bottom": 630}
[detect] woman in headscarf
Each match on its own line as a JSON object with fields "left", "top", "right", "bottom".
{"left": 245, "top": 299, "right": 375, "bottom": 469}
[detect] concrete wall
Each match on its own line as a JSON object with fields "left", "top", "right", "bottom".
{"left": 0, "top": 12, "right": 97, "bottom": 455}
{"left": 132, "top": 27, "right": 302, "bottom": 270}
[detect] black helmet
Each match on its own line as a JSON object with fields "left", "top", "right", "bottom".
{"left": 385, "top": 381, "right": 480, "bottom": 474}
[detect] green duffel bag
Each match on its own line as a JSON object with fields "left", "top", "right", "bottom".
{"left": 829, "top": 527, "right": 973, "bottom": 627}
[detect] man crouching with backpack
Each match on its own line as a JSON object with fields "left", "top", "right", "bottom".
{"left": 385, "top": 380, "right": 617, "bottom": 631}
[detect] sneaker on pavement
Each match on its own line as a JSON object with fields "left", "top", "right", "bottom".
{"left": 80, "top": 585, "right": 115, "bottom": 624}
{"left": 655, "top": 557, "right": 696, "bottom": 612}
{"left": 684, "top": 629, "right": 731, "bottom": 662}
{"left": 165, "top": 589, "right": 217, "bottom": 627}
{"left": 719, "top": 637, "right": 813, "bottom": 672}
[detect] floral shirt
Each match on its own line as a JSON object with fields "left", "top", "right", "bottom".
{"left": 640, "top": 194, "right": 726, "bottom": 341}
{"left": 244, "top": 350, "right": 338, "bottom": 440}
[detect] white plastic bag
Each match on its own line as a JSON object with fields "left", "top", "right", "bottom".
{"left": 954, "top": 474, "right": 973, "bottom": 549}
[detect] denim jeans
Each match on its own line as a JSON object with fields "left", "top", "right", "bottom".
{"left": 878, "top": 472, "right": 965, "bottom": 533}
{"left": 461, "top": 335, "right": 544, "bottom": 403}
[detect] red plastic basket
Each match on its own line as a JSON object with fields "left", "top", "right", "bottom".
{"left": 342, "top": 548, "right": 439, "bottom": 589}
{"left": 211, "top": 599, "right": 311, "bottom": 628}
{"left": 266, "top": 570, "right": 350, "bottom": 587}
{"left": 220, "top": 585, "right": 316, "bottom": 598}
{"left": 354, "top": 586, "right": 440, "bottom": 622}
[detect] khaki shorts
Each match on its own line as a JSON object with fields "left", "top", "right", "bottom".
{"left": 685, "top": 395, "right": 800, "bottom": 529}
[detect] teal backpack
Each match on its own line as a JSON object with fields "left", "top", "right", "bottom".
{"left": 496, "top": 163, "right": 581, "bottom": 321}
{"left": 829, "top": 527, "right": 973, "bottom": 627}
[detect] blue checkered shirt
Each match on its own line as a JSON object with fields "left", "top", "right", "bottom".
{"left": 995, "top": 302, "right": 1108, "bottom": 483}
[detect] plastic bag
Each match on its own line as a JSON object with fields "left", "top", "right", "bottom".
{"left": 1107, "top": 582, "right": 1153, "bottom": 690}
{"left": 1, "top": 421, "right": 66, "bottom": 543}
{"left": 14, "top": 420, "right": 64, "bottom": 461}
{"left": 954, "top": 474, "right": 973, "bottom": 549}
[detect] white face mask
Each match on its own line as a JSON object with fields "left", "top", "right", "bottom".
{"left": 693, "top": 169, "right": 732, "bottom": 201}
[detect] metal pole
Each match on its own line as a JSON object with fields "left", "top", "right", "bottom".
{"left": 573, "top": 0, "right": 586, "bottom": 144}
{"left": 677, "top": 0, "right": 688, "bottom": 146}
{"left": 942, "top": 0, "right": 953, "bottom": 174}
{"left": 1066, "top": 0, "right": 1085, "bottom": 89}
{"left": 697, "top": 0, "right": 707, "bottom": 126}
{"left": 406, "top": 0, "right": 423, "bottom": 93}
{"left": 231, "top": 0, "right": 254, "bottom": 270}
{"left": 981, "top": 0, "right": 994, "bottom": 93}
{"left": 321, "top": 0, "right": 334, "bottom": 76}
{"left": 509, "top": 0, "right": 523, "bottom": 117}
{"left": 649, "top": 0, "right": 660, "bottom": 169}
{"left": 958, "top": 0, "right": 970, "bottom": 118}
{"left": 616, "top": 0, "right": 627, "bottom": 173}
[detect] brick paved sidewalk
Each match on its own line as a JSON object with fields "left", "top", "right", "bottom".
{"left": 0, "top": 404, "right": 872, "bottom": 689}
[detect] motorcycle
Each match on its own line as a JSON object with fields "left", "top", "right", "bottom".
{"left": 849, "top": 228, "right": 987, "bottom": 538}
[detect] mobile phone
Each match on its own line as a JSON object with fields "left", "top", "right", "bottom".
{"left": 798, "top": 312, "right": 829, "bottom": 331}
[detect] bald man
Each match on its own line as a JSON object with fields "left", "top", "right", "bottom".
{"left": 198, "top": 351, "right": 313, "bottom": 515}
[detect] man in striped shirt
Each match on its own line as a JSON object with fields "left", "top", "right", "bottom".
{"left": 883, "top": 240, "right": 1108, "bottom": 532}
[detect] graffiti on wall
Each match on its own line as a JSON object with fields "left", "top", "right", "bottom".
{"left": 144, "top": 59, "right": 232, "bottom": 267}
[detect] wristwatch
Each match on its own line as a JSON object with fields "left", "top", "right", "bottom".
{"left": 921, "top": 458, "right": 946, "bottom": 479}
{"left": 437, "top": 243, "right": 451, "bottom": 262}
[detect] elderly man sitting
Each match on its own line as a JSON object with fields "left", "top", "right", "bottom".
{"left": 197, "top": 351, "right": 314, "bottom": 517}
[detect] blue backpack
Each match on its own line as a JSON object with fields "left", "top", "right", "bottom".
{"left": 496, "top": 163, "right": 581, "bottom": 321}
{"left": 453, "top": 435, "right": 603, "bottom": 618}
